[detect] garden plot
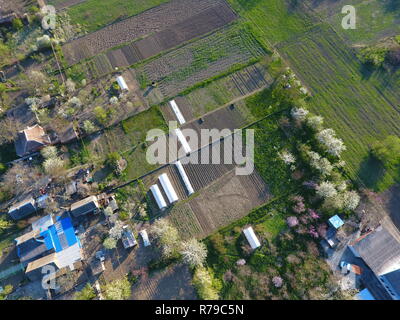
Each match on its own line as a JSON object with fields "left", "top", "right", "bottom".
{"left": 139, "top": 25, "right": 266, "bottom": 102}
{"left": 105, "top": 1, "right": 237, "bottom": 69}
{"left": 62, "top": 0, "right": 225, "bottom": 65}
{"left": 161, "top": 60, "right": 274, "bottom": 121}
{"left": 131, "top": 263, "right": 196, "bottom": 300}
{"left": 169, "top": 169, "right": 271, "bottom": 239}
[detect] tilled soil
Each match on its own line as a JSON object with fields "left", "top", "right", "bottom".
{"left": 62, "top": 0, "right": 226, "bottom": 65}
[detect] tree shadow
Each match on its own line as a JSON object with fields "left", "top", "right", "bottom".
{"left": 381, "top": 0, "right": 400, "bottom": 14}
{"left": 356, "top": 154, "right": 386, "bottom": 191}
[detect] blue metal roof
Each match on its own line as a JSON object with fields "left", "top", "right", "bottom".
{"left": 329, "top": 215, "right": 344, "bottom": 229}
{"left": 357, "top": 288, "right": 375, "bottom": 300}
{"left": 39, "top": 217, "right": 78, "bottom": 253}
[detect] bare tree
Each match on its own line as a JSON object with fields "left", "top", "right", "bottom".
{"left": 2, "top": 162, "right": 41, "bottom": 196}
{"left": 0, "top": 117, "right": 23, "bottom": 145}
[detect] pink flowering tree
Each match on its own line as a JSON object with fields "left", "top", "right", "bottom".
{"left": 272, "top": 276, "right": 283, "bottom": 288}
{"left": 287, "top": 216, "right": 299, "bottom": 227}
{"left": 308, "top": 226, "right": 319, "bottom": 238}
{"left": 308, "top": 209, "right": 320, "bottom": 220}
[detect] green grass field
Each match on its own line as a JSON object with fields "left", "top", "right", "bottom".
{"left": 278, "top": 26, "right": 400, "bottom": 190}
{"left": 226, "top": 0, "right": 400, "bottom": 191}
{"left": 67, "top": 0, "right": 169, "bottom": 32}
{"left": 83, "top": 107, "right": 167, "bottom": 180}
{"left": 227, "top": 0, "right": 315, "bottom": 46}
{"left": 302, "top": 0, "right": 400, "bottom": 44}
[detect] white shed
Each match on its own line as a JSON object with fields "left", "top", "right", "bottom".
{"left": 150, "top": 184, "right": 167, "bottom": 210}
{"left": 158, "top": 173, "right": 179, "bottom": 204}
{"left": 243, "top": 227, "right": 261, "bottom": 249}
{"left": 116, "top": 76, "right": 129, "bottom": 91}
{"left": 169, "top": 100, "right": 186, "bottom": 125}
{"left": 174, "top": 160, "right": 194, "bottom": 195}
{"left": 174, "top": 128, "right": 191, "bottom": 154}
{"left": 139, "top": 230, "right": 151, "bottom": 247}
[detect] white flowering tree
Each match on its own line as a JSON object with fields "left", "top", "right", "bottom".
{"left": 316, "top": 128, "right": 346, "bottom": 157}
{"left": 306, "top": 115, "right": 323, "bottom": 130}
{"left": 279, "top": 150, "right": 296, "bottom": 165}
{"left": 180, "top": 238, "right": 207, "bottom": 268}
{"left": 109, "top": 220, "right": 124, "bottom": 240}
{"left": 151, "top": 218, "right": 182, "bottom": 259}
{"left": 342, "top": 190, "right": 360, "bottom": 211}
{"left": 290, "top": 107, "right": 309, "bottom": 122}
{"left": 43, "top": 157, "right": 66, "bottom": 177}
{"left": 306, "top": 150, "right": 333, "bottom": 177}
{"left": 316, "top": 181, "right": 337, "bottom": 199}
{"left": 41, "top": 146, "right": 58, "bottom": 160}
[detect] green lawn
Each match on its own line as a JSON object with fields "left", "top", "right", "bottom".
{"left": 227, "top": 0, "right": 315, "bottom": 47}
{"left": 83, "top": 107, "right": 167, "bottom": 180}
{"left": 310, "top": 0, "right": 400, "bottom": 45}
{"left": 278, "top": 26, "right": 400, "bottom": 190}
{"left": 67, "top": 0, "right": 169, "bottom": 32}
{"left": 228, "top": 0, "right": 400, "bottom": 191}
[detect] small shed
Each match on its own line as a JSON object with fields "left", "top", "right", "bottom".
{"left": 8, "top": 197, "right": 36, "bottom": 220}
{"left": 139, "top": 230, "right": 150, "bottom": 247}
{"left": 70, "top": 195, "right": 99, "bottom": 217}
{"left": 121, "top": 226, "right": 137, "bottom": 249}
{"left": 329, "top": 215, "right": 344, "bottom": 230}
{"left": 116, "top": 76, "right": 129, "bottom": 91}
{"left": 243, "top": 226, "right": 261, "bottom": 250}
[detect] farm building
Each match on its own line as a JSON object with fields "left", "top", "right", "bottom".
{"left": 169, "top": 100, "right": 186, "bottom": 125}
{"left": 174, "top": 128, "right": 191, "bottom": 154}
{"left": 158, "top": 173, "right": 179, "bottom": 204}
{"left": 349, "top": 226, "right": 400, "bottom": 300}
{"left": 116, "top": 76, "right": 129, "bottom": 91}
{"left": 15, "top": 214, "right": 83, "bottom": 281}
{"left": 8, "top": 197, "right": 36, "bottom": 220}
{"left": 70, "top": 195, "right": 100, "bottom": 217}
{"left": 121, "top": 226, "right": 137, "bottom": 249}
{"left": 174, "top": 160, "right": 194, "bottom": 195}
{"left": 139, "top": 230, "right": 150, "bottom": 247}
{"left": 243, "top": 226, "right": 261, "bottom": 250}
{"left": 328, "top": 215, "right": 344, "bottom": 230}
{"left": 15, "top": 124, "right": 51, "bottom": 157}
{"left": 150, "top": 184, "right": 167, "bottom": 210}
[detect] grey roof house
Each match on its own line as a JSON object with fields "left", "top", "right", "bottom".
{"left": 349, "top": 226, "right": 400, "bottom": 300}
{"left": 8, "top": 197, "right": 36, "bottom": 220}
{"left": 15, "top": 124, "right": 51, "bottom": 157}
{"left": 70, "top": 195, "right": 100, "bottom": 217}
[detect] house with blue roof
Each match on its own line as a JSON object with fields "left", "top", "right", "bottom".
{"left": 15, "top": 214, "right": 83, "bottom": 280}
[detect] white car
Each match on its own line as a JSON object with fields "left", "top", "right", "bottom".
{"left": 139, "top": 230, "right": 151, "bottom": 247}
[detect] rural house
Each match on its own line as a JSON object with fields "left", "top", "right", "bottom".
{"left": 8, "top": 197, "right": 36, "bottom": 220}
{"left": 70, "top": 195, "right": 100, "bottom": 217}
{"left": 15, "top": 124, "right": 51, "bottom": 157}
{"left": 15, "top": 214, "right": 83, "bottom": 281}
{"left": 349, "top": 226, "right": 400, "bottom": 300}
